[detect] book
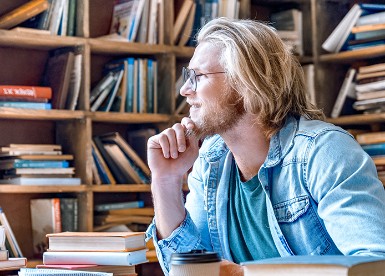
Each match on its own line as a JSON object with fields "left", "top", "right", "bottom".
{"left": 356, "top": 11, "right": 385, "bottom": 27}
{"left": 127, "top": 128, "right": 157, "bottom": 163}
{"left": 0, "top": 177, "right": 81, "bottom": 185}
{"left": 43, "top": 249, "right": 148, "bottom": 266}
{"left": 0, "top": 154, "right": 73, "bottom": 160}
{"left": 65, "top": 50, "right": 83, "bottom": 110}
{"left": 36, "top": 264, "right": 136, "bottom": 275}
{"left": 94, "top": 214, "right": 153, "bottom": 226}
{"left": 361, "top": 142, "right": 385, "bottom": 156}
{"left": 322, "top": 4, "right": 362, "bottom": 53}
{"left": 242, "top": 255, "right": 385, "bottom": 276}
{"left": 173, "top": 0, "right": 194, "bottom": 45}
{"left": 177, "top": 2, "right": 196, "bottom": 46}
{"left": 356, "top": 70, "right": 385, "bottom": 81}
{"left": 107, "top": 207, "right": 154, "bottom": 216}
{"left": 60, "top": 198, "right": 78, "bottom": 232}
{"left": 1, "top": 168, "right": 75, "bottom": 175}
{"left": 356, "top": 131, "right": 385, "bottom": 145}
{"left": 46, "top": 231, "right": 146, "bottom": 252}
{"left": 0, "top": 85, "right": 52, "bottom": 99}
{"left": 330, "top": 68, "right": 356, "bottom": 118}
{"left": 0, "top": 160, "right": 69, "bottom": 170}
{"left": 30, "top": 198, "right": 62, "bottom": 257}
{"left": 42, "top": 48, "right": 75, "bottom": 109}
{"left": 19, "top": 268, "right": 113, "bottom": 276}
{"left": 91, "top": 141, "right": 116, "bottom": 185}
{"left": 0, "top": 102, "right": 51, "bottom": 109}
{"left": 0, "top": 0, "right": 49, "bottom": 29}
{"left": 358, "top": 62, "right": 385, "bottom": 74}
{"left": 356, "top": 89, "right": 385, "bottom": 101}
{"left": 49, "top": 0, "right": 66, "bottom": 35}
{"left": 0, "top": 257, "right": 26, "bottom": 269}
{"left": 94, "top": 201, "right": 144, "bottom": 212}
{"left": 356, "top": 79, "right": 385, "bottom": 93}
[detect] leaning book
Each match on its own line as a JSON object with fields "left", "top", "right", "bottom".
{"left": 242, "top": 255, "right": 385, "bottom": 276}
{"left": 46, "top": 231, "right": 146, "bottom": 252}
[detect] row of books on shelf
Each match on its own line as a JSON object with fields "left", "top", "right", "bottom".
{"left": 92, "top": 131, "right": 152, "bottom": 185}
{"left": 323, "top": 3, "right": 385, "bottom": 53}
{"left": 0, "top": 222, "right": 27, "bottom": 272}
{"left": 0, "top": 143, "right": 80, "bottom": 185}
{"left": 0, "top": 0, "right": 78, "bottom": 37}
{"left": 90, "top": 57, "right": 157, "bottom": 114}
{"left": 0, "top": 46, "right": 82, "bottom": 111}
{"left": 331, "top": 61, "right": 385, "bottom": 118}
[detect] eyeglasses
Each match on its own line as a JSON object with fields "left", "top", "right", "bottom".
{"left": 182, "top": 67, "right": 226, "bottom": 92}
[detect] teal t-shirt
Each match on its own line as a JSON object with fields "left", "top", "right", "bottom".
{"left": 227, "top": 160, "right": 280, "bottom": 263}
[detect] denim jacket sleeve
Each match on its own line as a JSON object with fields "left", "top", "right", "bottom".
{"left": 145, "top": 150, "right": 212, "bottom": 274}
{"left": 306, "top": 129, "right": 385, "bottom": 256}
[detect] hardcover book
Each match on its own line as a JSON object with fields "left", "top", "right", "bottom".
{"left": 242, "top": 255, "right": 385, "bottom": 276}
{"left": 46, "top": 231, "right": 146, "bottom": 252}
{"left": 43, "top": 249, "right": 148, "bottom": 266}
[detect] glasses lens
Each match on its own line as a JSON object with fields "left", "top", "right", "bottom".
{"left": 189, "top": 69, "right": 196, "bottom": 88}
{"left": 182, "top": 67, "right": 188, "bottom": 83}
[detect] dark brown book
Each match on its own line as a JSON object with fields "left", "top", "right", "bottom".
{"left": 42, "top": 48, "right": 75, "bottom": 109}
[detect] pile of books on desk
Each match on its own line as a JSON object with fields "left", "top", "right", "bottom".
{"left": 29, "top": 231, "right": 148, "bottom": 275}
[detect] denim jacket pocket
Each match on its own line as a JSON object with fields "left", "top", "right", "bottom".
{"left": 273, "top": 195, "right": 309, "bottom": 223}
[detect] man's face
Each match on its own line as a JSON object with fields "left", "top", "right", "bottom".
{"left": 180, "top": 42, "right": 245, "bottom": 138}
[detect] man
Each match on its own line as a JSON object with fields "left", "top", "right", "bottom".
{"left": 146, "top": 18, "right": 385, "bottom": 275}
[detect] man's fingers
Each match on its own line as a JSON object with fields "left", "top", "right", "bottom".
{"left": 172, "top": 123, "right": 187, "bottom": 152}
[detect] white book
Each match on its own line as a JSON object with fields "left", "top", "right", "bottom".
{"left": 355, "top": 79, "right": 385, "bottom": 93}
{"left": 0, "top": 177, "right": 81, "bottom": 185}
{"left": 330, "top": 68, "right": 356, "bottom": 118}
{"left": 49, "top": 0, "right": 66, "bottom": 35}
{"left": 66, "top": 52, "right": 83, "bottom": 110}
{"left": 43, "top": 249, "right": 148, "bottom": 266}
{"left": 356, "top": 11, "right": 385, "bottom": 26}
{"left": 322, "top": 4, "right": 363, "bottom": 53}
{"left": 19, "top": 268, "right": 112, "bottom": 276}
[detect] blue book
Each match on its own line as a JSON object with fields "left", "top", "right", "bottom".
{"left": 94, "top": 200, "right": 144, "bottom": 212}
{"left": 147, "top": 59, "right": 154, "bottom": 113}
{"left": 125, "top": 57, "right": 136, "bottom": 113}
{"left": 347, "top": 40, "right": 385, "bottom": 51}
{"left": 361, "top": 143, "right": 385, "bottom": 156}
{"left": 12, "top": 160, "right": 69, "bottom": 168}
{"left": 91, "top": 146, "right": 110, "bottom": 184}
{"left": 0, "top": 102, "right": 51, "bottom": 109}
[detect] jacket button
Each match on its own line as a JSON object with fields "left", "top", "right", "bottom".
{"left": 287, "top": 211, "right": 292, "bottom": 219}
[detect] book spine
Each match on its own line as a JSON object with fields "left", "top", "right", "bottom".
{"left": 53, "top": 198, "right": 62, "bottom": 233}
{"left": 0, "top": 86, "right": 52, "bottom": 99}
{"left": 94, "top": 200, "right": 144, "bottom": 212}
{"left": 13, "top": 160, "right": 69, "bottom": 168}
{"left": 0, "top": 102, "right": 52, "bottom": 109}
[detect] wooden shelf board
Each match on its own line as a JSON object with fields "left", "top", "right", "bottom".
{"left": 173, "top": 46, "right": 195, "bottom": 58}
{"left": 91, "top": 184, "right": 151, "bottom": 193}
{"left": 89, "top": 39, "right": 173, "bottom": 55}
{"left": 327, "top": 113, "right": 385, "bottom": 125}
{"left": 0, "top": 30, "right": 85, "bottom": 50}
{"left": 320, "top": 45, "right": 385, "bottom": 63}
{"left": 88, "top": 111, "right": 171, "bottom": 124}
{"left": 0, "top": 108, "right": 84, "bottom": 120}
{"left": 0, "top": 185, "right": 87, "bottom": 193}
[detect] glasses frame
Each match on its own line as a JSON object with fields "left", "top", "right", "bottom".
{"left": 182, "top": 67, "right": 226, "bottom": 92}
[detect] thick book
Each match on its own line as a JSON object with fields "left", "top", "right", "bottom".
{"left": 0, "top": 177, "right": 81, "bottom": 185}
{"left": 242, "top": 255, "right": 385, "bottom": 276}
{"left": 361, "top": 142, "right": 385, "bottom": 156}
{"left": 0, "top": 85, "right": 52, "bottom": 99}
{"left": 30, "top": 198, "right": 62, "bottom": 257}
{"left": 46, "top": 231, "right": 146, "bottom": 252}
{"left": 94, "top": 200, "right": 144, "bottom": 212}
{"left": 0, "top": 0, "right": 49, "bottom": 29}
{"left": 36, "top": 264, "right": 135, "bottom": 275}
{"left": 0, "top": 257, "right": 26, "bottom": 269}
{"left": 43, "top": 249, "right": 148, "bottom": 266}
{"left": 356, "top": 131, "right": 385, "bottom": 145}
{"left": 60, "top": 198, "right": 78, "bottom": 232}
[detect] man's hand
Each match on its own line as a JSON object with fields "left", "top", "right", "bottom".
{"left": 220, "top": 260, "right": 244, "bottom": 276}
{"left": 147, "top": 117, "right": 199, "bottom": 180}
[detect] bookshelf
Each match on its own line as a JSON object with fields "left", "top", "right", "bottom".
{"left": 1, "top": 0, "right": 384, "bottom": 273}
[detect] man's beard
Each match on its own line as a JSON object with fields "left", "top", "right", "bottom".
{"left": 188, "top": 90, "right": 245, "bottom": 139}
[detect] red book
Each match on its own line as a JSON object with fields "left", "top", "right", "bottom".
{"left": 0, "top": 85, "right": 52, "bottom": 99}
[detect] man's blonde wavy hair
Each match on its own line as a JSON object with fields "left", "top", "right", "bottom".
{"left": 197, "top": 17, "right": 325, "bottom": 138}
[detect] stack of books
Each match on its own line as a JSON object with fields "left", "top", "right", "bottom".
{"left": 270, "top": 9, "right": 303, "bottom": 56}
{"left": 0, "top": 85, "right": 52, "bottom": 110}
{"left": 38, "top": 231, "right": 148, "bottom": 276}
{"left": 323, "top": 3, "right": 385, "bottom": 53}
{"left": 0, "top": 223, "right": 26, "bottom": 271}
{"left": 93, "top": 200, "right": 152, "bottom": 232}
{"left": 0, "top": 143, "right": 81, "bottom": 185}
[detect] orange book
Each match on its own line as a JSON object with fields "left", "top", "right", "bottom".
{"left": 0, "top": 85, "right": 52, "bottom": 99}
{"left": 0, "top": 0, "right": 49, "bottom": 29}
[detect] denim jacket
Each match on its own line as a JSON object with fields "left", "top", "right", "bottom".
{"left": 146, "top": 115, "right": 385, "bottom": 274}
